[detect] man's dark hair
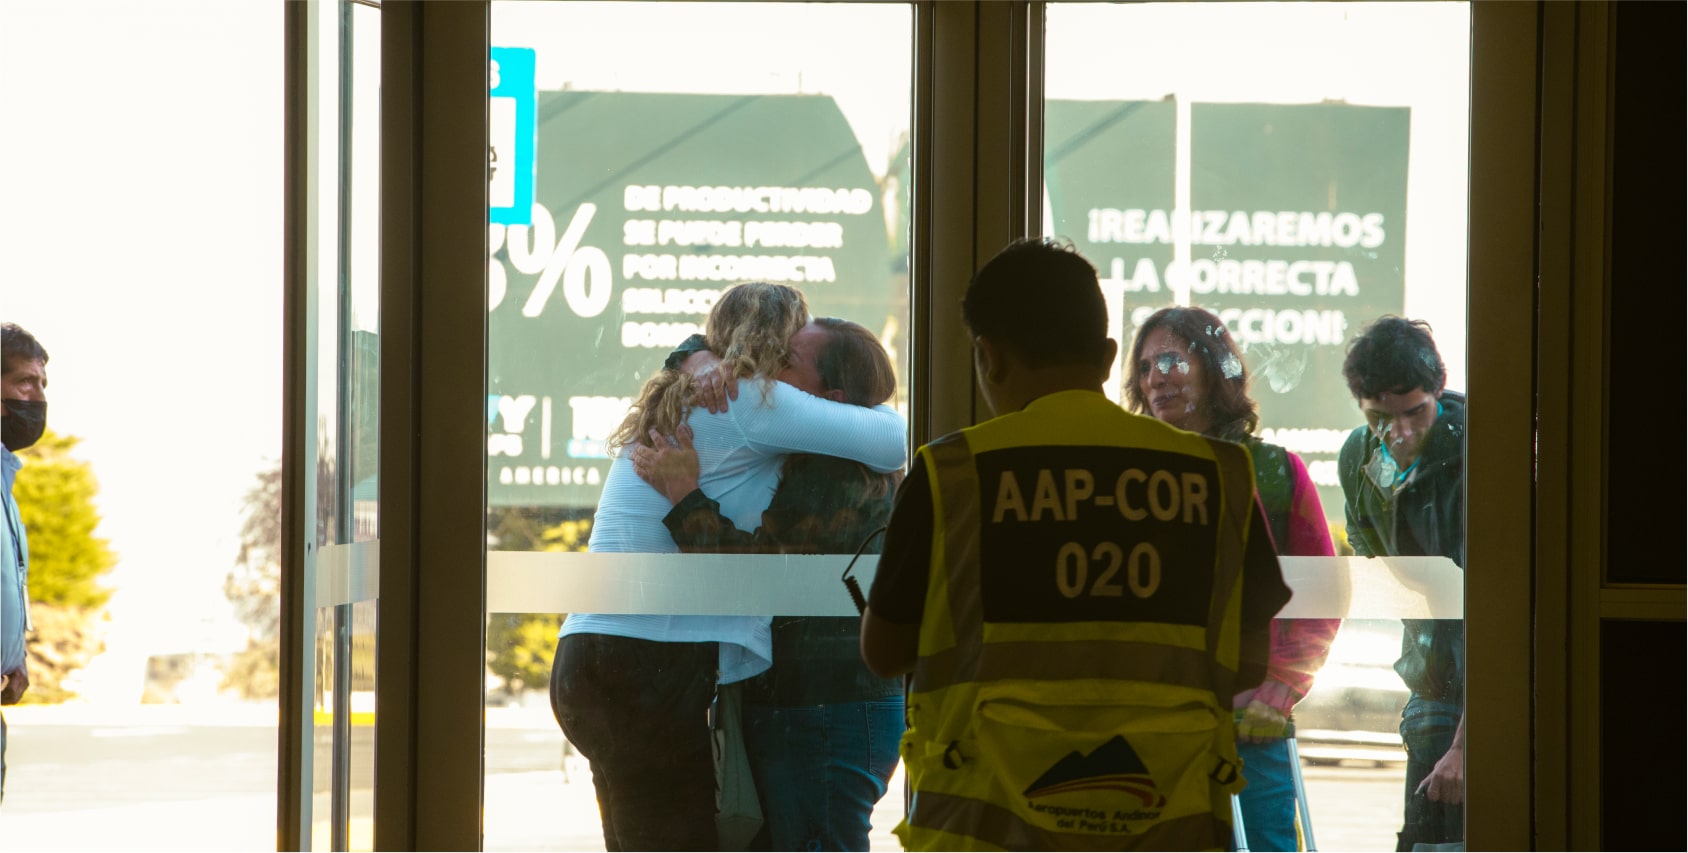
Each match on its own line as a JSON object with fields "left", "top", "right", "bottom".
{"left": 813, "top": 317, "right": 897, "bottom": 407}
{"left": 1342, "top": 315, "right": 1446, "bottom": 400}
{"left": 962, "top": 238, "right": 1109, "bottom": 368}
{"left": 1125, "top": 306, "right": 1259, "bottom": 442}
{"left": 1, "top": 322, "right": 49, "bottom": 377}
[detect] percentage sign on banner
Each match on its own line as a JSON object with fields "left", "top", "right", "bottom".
{"left": 524, "top": 202, "right": 612, "bottom": 318}
{"left": 503, "top": 202, "right": 613, "bottom": 318}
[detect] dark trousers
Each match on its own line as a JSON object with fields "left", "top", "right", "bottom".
{"left": 550, "top": 633, "right": 719, "bottom": 852}
{"left": 1397, "top": 695, "right": 1463, "bottom": 850}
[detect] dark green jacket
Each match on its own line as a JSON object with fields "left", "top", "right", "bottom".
{"left": 663, "top": 454, "right": 902, "bottom": 706}
{"left": 1338, "top": 391, "right": 1466, "bottom": 705}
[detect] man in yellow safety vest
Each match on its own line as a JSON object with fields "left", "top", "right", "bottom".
{"left": 861, "top": 238, "right": 1291, "bottom": 851}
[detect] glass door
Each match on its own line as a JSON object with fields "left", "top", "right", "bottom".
{"left": 1044, "top": 4, "right": 1471, "bottom": 849}
{"left": 362, "top": 1, "right": 1539, "bottom": 847}
{"left": 479, "top": 3, "right": 915, "bottom": 849}
{"left": 286, "top": 1, "right": 380, "bottom": 849}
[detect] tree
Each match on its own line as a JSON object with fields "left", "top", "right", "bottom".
{"left": 221, "top": 463, "right": 283, "bottom": 699}
{"left": 14, "top": 429, "right": 115, "bottom": 607}
{"left": 484, "top": 509, "right": 591, "bottom": 701}
{"left": 218, "top": 445, "right": 590, "bottom": 701}
{"left": 226, "top": 465, "right": 282, "bottom": 645}
{"left": 12, "top": 428, "right": 118, "bottom": 702}
{"left": 221, "top": 433, "right": 336, "bottom": 699}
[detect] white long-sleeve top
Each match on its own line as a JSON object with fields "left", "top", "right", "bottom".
{"left": 563, "top": 378, "right": 908, "bottom": 683}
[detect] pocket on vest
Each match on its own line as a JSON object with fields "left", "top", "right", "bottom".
{"left": 969, "top": 686, "right": 1235, "bottom": 837}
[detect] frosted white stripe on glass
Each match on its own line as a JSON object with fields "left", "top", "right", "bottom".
{"left": 481, "top": 552, "right": 1462, "bottom": 619}
{"left": 317, "top": 540, "right": 380, "bottom": 608}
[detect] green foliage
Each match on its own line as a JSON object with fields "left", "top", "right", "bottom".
{"left": 485, "top": 612, "right": 563, "bottom": 698}
{"left": 14, "top": 429, "right": 116, "bottom": 608}
{"left": 18, "top": 603, "right": 106, "bottom": 704}
{"left": 9, "top": 429, "right": 115, "bottom": 701}
{"left": 540, "top": 518, "right": 593, "bottom": 552}
{"left": 485, "top": 511, "right": 592, "bottom": 699}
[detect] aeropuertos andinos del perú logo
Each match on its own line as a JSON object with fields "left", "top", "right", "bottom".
{"left": 1023, "top": 735, "right": 1167, "bottom": 810}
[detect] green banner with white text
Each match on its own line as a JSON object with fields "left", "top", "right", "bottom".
{"left": 1048, "top": 100, "right": 1410, "bottom": 517}
{"left": 488, "top": 91, "right": 899, "bottom": 508}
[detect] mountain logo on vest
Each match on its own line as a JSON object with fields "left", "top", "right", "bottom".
{"left": 1023, "top": 735, "right": 1167, "bottom": 815}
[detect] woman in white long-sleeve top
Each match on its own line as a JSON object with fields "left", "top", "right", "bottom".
{"left": 550, "top": 281, "right": 908, "bottom": 852}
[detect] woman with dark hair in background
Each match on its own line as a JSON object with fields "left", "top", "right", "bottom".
{"left": 1126, "top": 306, "right": 1342, "bottom": 852}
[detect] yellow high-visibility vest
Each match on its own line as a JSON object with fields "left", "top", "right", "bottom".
{"left": 896, "top": 390, "right": 1257, "bottom": 851}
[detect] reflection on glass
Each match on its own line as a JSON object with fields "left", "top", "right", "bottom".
{"left": 342, "top": 5, "right": 380, "bottom": 849}
{"left": 311, "top": 606, "right": 336, "bottom": 849}
{"left": 1122, "top": 303, "right": 1347, "bottom": 851}
{"left": 310, "top": 1, "right": 381, "bottom": 849}
{"left": 1045, "top": 4, "right": 1469, "bottom": 851}
{"left": 485, "top": 3, "right": 912, "bottom": 850}
{"left": 348, "top": 0, "right": 382, "bottom": 548}
{"left": 306, "top": 0, "right": 345, "bottom": 845}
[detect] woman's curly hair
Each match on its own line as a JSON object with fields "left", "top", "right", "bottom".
{"left": 608, "top": 281, "right": 808, "bottom": 452}
{"left": 706, "top": 281, "right": 809, "bottom": 388}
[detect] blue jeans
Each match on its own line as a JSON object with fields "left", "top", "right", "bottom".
{"left": 1236, "top": 737, "right": 1298, "bottom": 851}
{"left": 742, "top": 698, "right": 904, "bottom": 851}
{"left": 1397, "top": 695, "right": 1463, "bottom": 850}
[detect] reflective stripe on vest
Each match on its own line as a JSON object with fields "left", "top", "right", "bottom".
{"left": 914, "top": 638, "right": 1218, "bottom": 693}
{"left": 908, "top": 789, "right": 1231, "bottom": 852}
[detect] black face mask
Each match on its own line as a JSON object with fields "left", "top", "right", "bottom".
{"left": 2, "top": 399, "right": 46, "bottom": 451}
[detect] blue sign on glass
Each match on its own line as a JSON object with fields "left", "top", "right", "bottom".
{"left": 489, "top": 47, "right": 537, "bottom": 226}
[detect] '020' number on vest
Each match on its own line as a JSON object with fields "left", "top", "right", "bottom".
{"left": 1055, "top": 540, "right": 1160, "bottom": 599}
{"left": 976, "top": 445, "right": 1219, "bottom": 626}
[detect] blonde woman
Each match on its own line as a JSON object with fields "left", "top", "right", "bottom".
{"left": 552, "top": 281, "right": 907, "bottom": 852}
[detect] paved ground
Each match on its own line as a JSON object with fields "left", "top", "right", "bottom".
{"left": 481, "top": 754, "right": 1408, "bottom": 852}
{"left": 3, "top": 703, "right": 1408, "bottom": 851}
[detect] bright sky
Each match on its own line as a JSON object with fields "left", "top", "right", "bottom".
{"left": 0, "top": 0, "right": 1468, "bottom": 702}
{"left": 0, "top": 0, "right": 283, "bottom": 699}
{"left": 491, "top": 2, "right": 915, "bottom": 181}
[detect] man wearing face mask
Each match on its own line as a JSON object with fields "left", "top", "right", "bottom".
{"left": 1, "top": 322, "right": 49, "bottom": 805}
{"left": 1336, "top": 316, "right": 1465, "bottom": 852}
